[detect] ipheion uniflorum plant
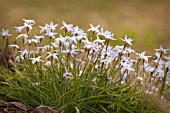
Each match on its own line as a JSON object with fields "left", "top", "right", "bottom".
{"left": 0, "top": 19, "right": 170, "bottom": 112}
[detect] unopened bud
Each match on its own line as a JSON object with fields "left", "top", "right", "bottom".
{"left": 108, "top": 104, "right": 114, "bottom": 111}
{"left": 8, "top": 59, "right": 13, "bottom": 66}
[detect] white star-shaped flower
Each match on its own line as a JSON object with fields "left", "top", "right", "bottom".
{"left": 46, "top": 52, "right": 58, "bottom": 59}
{"left": 39, "top": 24, "right": 49, "bottom": 33}
{"left": 34, "top": 35, "right": 45, "bottom": 41}
{"left": 23, "top": 19, "right": 35, "bottom": 25}
{"left": 120, "top": 35, "right": 133, "bottom": 45}
{"left": 63, "top": 68, "right": 73, "bottom": 79}
{"left": 154, "top": 45, "right": 170, "bottom": 54}
{"left": 46, "top": 22, "right": 58, "bottom": 31}
{"left": 16, "top": 34, "right": 28, "bottom": 40}
{"left": 60, "top": 21, "right": 73, "bottom": 32}
{"left": 30, "top": 56, "right": 44, "bottom": 64}
{"left": 87, "top": 24, "right": 100, "bottom": 33}
{"left": 138, "top": 51, "right": 151, "bottom": 62}
{"left": 44, "top": 31, "right": 57, "bottom": 39}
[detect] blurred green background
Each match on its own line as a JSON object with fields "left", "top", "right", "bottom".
{"left": 0, "top": 0, "right": 170, "bottom": 54}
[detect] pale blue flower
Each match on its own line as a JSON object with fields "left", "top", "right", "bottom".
{"left": 15, "top": 26, "right": 25, "bottom": 34}
{"left": 1, "top": 29, "right": 11, "bottom": 37}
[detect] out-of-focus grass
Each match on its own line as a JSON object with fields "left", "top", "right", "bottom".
{"left": 0, "top": 0, "right": 170, "bottom": 54}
